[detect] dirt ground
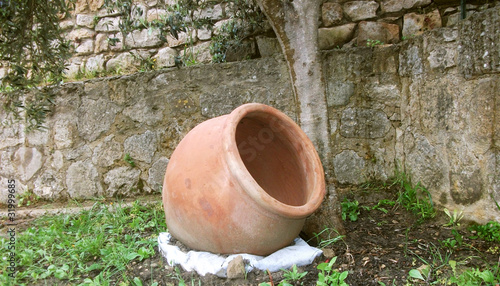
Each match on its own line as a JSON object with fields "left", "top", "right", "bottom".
{"left": 126, "top": 185, "right": 500, "bottom": 286}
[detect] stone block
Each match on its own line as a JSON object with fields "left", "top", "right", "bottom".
{"left": 14, "top": 147, "right": 43, "bottom": 182}
{"left": 60, "top": 19, "right": 75, "bottom": 30}
{"left": 106, "top": 52, "right": 140, "bottom": 73}
{"left": 148, "top": 157, "right": 170, "bottom": 191}
{"left": 166, "top": 30, "right": 195, "bottom": 48}
{"left": 153, "top": 47, "right": 177, "bottom": 68}
{"left": 94, "top": 33, "right": 109, "bottom": 53}
{"left": 256, "top": 36, "right": 281, "bottom": 57}
{"left": 326, "top": 81, "right": 354, "bottom": 107}
{"left": 195, "top": 4, "right": 224, "bottom": 21}
{"left": 89, "top": 0, "right": 104, "bottom": 12}
{"left": 34, "top": 170, "right": 64, "bottom": 201}
{"left": 76, "top": 39, "right": 94, "bottom": 55}
{"left": 343, "top": 1, "right": 379, "bottom": 21}
{"left": 381, "top": 0, "right": 432, "bottom": 13}
{"left": 322, "top": 2, "right": 343, "bottom": 27}
{"left": 123, "top": 131, "right": 158, "bottom": 164}
{"left": 76, "top": 14, "right": 96, "bottom": 28}
{"left": 318, "top": 24, "right": 356, "bottom": 50}
{"left": 357, "top": 21, "right": 400, "bottom": 46}
{"left": 67, "top": 28, "right": 95, "bottom": 41}
{"left": 85, "top": 54, "right": 106, "bottom": 72}
{"left": 95, "top": 17, "right": 121, "bottom": 32}
{"left": 66, "top": 160, "right": 102, "bottom": 199}
{"left": 77, "top": 97, "right": 119, "bottom": 142}
{"left": 340, "top": 107, "right": 391, "bottom": 139}
{"left": 182, "top": 41, "right": 213, "bottom": 64}
{"left": 333, "top": 150, "right": 366, "bottom": 184}
{"left": 92, "top": 135, "right": 122, "bottom": 167}
{"left": 197, "top": 28, "right": 212, "bottom": 41}
{"left": 147, "top": 8, "right": 167, "bottom": 22}
{"left": 458, "top": 6, "right": 500, "bottom": 78}
{"left": 402, "top": 9, "right": 442, "bottom": 38}
{"left": 125, "top": 29, "right": 163, "bottom": 48}
{"left": 104, "top": 167, "right": 141, "bottom": 197}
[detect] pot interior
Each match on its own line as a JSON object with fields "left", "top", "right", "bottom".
{"left": 235, "top": 112, "right": 308, "bottom": 206}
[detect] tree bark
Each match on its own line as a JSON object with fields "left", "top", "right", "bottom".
{"left": 256, "top": 0, "right": 345, "bottom": 235}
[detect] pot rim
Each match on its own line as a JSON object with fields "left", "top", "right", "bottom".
{"left": 223, "top": 103, "right": 326, "bottom": 219}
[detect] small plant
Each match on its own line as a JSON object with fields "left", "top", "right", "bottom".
{"left": 309, "top": 227, "right": 345, "bottom": 248}
{"left": 366, "top": 39, "right": 384, "bottom": 47}
{"left": 281, "top": 264, "right": 308, "bottom": 283}
{"left": 392, "top": 169, "right": 435, "bottom": 223}
{"left": 448, "top": 260, "right": 500, "bottom": 285}
{"left": 317, "top": 257, "right": 349, "bottom": 286}
{"left": 469, "top": 221, "right": 500, "bottom": 243}
{"left": 443, "top": 208, "right": 464, "bottom": 228}
{"left": 341, "top": 198, "right": 360, "bottom": 222}
{"left": 124, "top": 153, "right": 136, "bottom": 167}
{"left": 17, "top": 188, "right": 40, "bottom": 207}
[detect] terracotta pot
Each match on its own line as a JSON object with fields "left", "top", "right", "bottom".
{"left": 162, "top": 103, "right": 325, "bottom": 255}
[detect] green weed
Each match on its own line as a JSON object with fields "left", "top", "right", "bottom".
{"left": 317, "top": 256, "right": 349, "bottom": 286}
{"left": 341, "top": 199, "right": 360, "bottom": 222}
{"left": 469, "top": 221, "right": 500, "bottom": 243}
{"left": 392, "top": 170, "right": 435, "bottom": 223}
{"left": 0, "top": 200, "right": 167, "bottom": 285}
{"left": 280, "top": 264, "right": 308, "bottom": 285}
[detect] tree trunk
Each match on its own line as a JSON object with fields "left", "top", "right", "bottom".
{"left": 256, "top": 0, "right": 345, "bottom": 236}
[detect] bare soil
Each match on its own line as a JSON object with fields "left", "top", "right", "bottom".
{"left": 126, "top": 185, "right": 500, "bottom": 286}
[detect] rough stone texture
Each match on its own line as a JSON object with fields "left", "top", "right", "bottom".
{"left": 66, "top": 160, "right": 102, "bottom": 199}
{"left": 77, "top": 96, "right": 119, "bottom": 142}
{"left": 153, "top": 47, "right": 177, "bottom": 68}
{"left": 85, "top": 54, "right": 106, "bottom": 72}
{"left": 343, "top": 1, "right": 379, "bottom": 21}
{"left": 326, "top": 81, "right": 355, "bottom": 107}
{"left": 148, "top": 157, "right": 169, "bottom": 191}
{"left": 104, "top": 167, "right": 141, "bottom": 197}
{"left": 67, "top": 28, "right": 95, "bottom": 41}
{"left": 76, "top": 39, "right": 94, "bottom": 55}
{"left": 227, "top": 255, "right": 245, "bottom": 279}
{"left": 458, "top": 7, "right": 500, "bottom": 78}
{"left": 95, "top": 17, "right": 121, "bottom": 32}
{"left": 340, "top": 108, "right": 391, "bottom": 139}
{"left": 319, "top": 24, "right": 357, "bottom": 50}
{"left": 403, "top": 10, "right": 442, "bottom": 38}
{"left": 106, "top": 52, "right": 140, "bottom": 72}
{"left": 125, "top": 28, "right": 163, "bottom": 48}
{"left": 381, "top": 0, "right": 432, "bottom": 13}
{"left": 76, "top": 14, "right": 96, "bottom": 28}
{"left": 147, "top": 8, "right": 167, "bottom": 22}
{"left": 94, "top": 33, "right": 109, "bottom": 53}
{"left": 13, "top": 147, "right": 43, "bottom": 182}
{"left": 357, "top": 21, "right": 400, "bottom": 46}
{"left": 123, "top": 131, "right": 158, "bottom": 164}
{"left": 256, "top": 36, "right": 281, "bottom": 57}
{"left": 333, "top": 150, "right": 366, "bottom": 184}
{"left": 92, "top": 135, "right": 122, "bottom": 167}
{"left": 322, "top": 2, "right": 343, "bottom": 27}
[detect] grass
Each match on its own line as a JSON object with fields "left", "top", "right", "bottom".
{"left": 0, "top": 200, "right": 167, "bottom": 286}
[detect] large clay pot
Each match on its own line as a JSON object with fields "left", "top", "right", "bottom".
{"left": 162, "top": 103, "right": 325, "bottom": 255}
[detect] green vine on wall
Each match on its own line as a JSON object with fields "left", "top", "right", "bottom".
{"left": 101, "top": 0, "right": 266, "bottom": 66}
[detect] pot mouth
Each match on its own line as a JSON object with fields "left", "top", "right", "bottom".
{"left": 223, "top": 103, "right": 325, "bottom": 219}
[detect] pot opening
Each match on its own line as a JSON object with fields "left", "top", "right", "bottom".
{"left": 235, "top": 112, "right": 308, "bottom": 207}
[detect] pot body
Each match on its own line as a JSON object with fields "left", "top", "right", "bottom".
{"left": 162, "top": 103, "right": 325, "bottom": 255}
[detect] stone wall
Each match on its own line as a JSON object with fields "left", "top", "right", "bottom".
{"left": 2, "top": 0, "right": 495, "bottom": 79}
{"left": 0, "top": 6, "right": 499, "bottom": 223}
